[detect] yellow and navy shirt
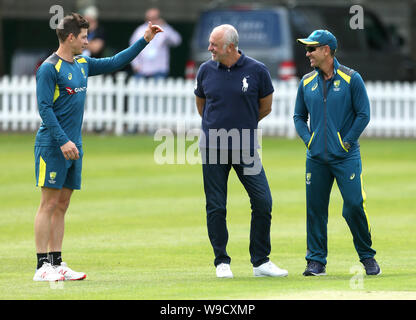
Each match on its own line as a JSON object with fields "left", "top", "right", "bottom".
{"left": 293, "top": 57, "right": 370, "bottom": 163}
{"left": 35, "top": 37, "right": 148, "bottom": 147}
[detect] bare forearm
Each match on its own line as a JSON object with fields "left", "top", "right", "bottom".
{"left": 196, "top": 97, "right": 205, "bottom": 117}
{"left": 258, "top": 94, "right": 273, "bottom": 121}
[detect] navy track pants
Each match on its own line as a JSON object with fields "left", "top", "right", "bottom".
{"left": 305, "top": 157, "right": 376, "bottom": 265}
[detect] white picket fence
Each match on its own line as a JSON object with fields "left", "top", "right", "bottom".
{"left": 0, "top": 72, "right": 416, "bottom": 138}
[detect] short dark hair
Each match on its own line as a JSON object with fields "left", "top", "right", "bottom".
{"left": 56, "top": 13, "right": 89, "bottom": 42}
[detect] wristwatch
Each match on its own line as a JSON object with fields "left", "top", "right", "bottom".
{"left": 343, "top": 141, "right": 351, "bottom": 150}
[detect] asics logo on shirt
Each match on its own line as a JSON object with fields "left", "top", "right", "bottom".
{"left": 65, "top": 87, "right": 75, "bottom": 95}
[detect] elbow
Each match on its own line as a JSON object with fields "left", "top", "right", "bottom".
{"left": 293, "top": 114, "right": 305, "bottom": 124}
{"left": 362, "top": 113, "right": 370, "bottom": 127}
{"left": 38, "top": 107, "right": 49, "bottom": 120}
{"left": 260, "top": 106, "right": 272, "bottom": 120}
{"left": 265, "top": 106, "right": 272, "bottom": 117}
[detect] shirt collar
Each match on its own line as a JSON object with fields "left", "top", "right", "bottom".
{"left": 216, "top": 50, "right": 245, "bottom": 69}
{"left": 333, "top": 57, "right": 340, "bottom": 74}
{"left": 316, "top": 57, "right": 340, "bottom": 78}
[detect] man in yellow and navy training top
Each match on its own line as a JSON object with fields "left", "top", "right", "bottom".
{"left": 33, "top": 12, "right": 163, "bottom": 282}
{"left": 293, "top": 30, "right": 380, "bottom": 277}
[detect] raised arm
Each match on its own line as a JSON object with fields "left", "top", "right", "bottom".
{"left": 87, "top": 22, "right": 163, "bottom": 76}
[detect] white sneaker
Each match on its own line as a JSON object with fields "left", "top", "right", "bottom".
{"left": 253, "top": 261, "right": 288, "bottom": 277}
{"left": 216, "top": 263, "right": 233, "bottom": 278}
{"left": 55, "top": 262, "right": 87, "bottom": 281}
{"left": 33, "top": 262, "right": 65, "bottom": 282}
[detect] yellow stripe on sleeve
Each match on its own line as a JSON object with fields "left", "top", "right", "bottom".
{"left": 55, "top": 59, "right": 62, "bottom": 72}
{"left": 53, "top": 84, "right": 60, "bottom": 103}
{"left": 303, "top": 72, "right": 318, "bottom": 86}
{"left": 307, "top": 132, "right": 315, "bottom": 149}
{"left": 337, "top": 69, "right": 351, "bottom": 84}
{"left": 337, "top": 132, "right": 349, "bottom": 152}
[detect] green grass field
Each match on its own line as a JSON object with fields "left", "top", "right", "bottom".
{"left": 0, "top": 133, "right": 415, "bottom": 300}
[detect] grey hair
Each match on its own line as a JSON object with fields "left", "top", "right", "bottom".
{"left": 214, "top": 24, "right": 239, "bottom": 50}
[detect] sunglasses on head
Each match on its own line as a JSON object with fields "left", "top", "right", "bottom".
{"left": 305, "top": 45, "right": 325, "bottom": 53}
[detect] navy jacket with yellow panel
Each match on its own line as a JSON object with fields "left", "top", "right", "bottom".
{"left": 293, "top": 57, "right": 370, "bottom": 163}
{"left": 35, "top": 37, "right": 148, "bottom": 148}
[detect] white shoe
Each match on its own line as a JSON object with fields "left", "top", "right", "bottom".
{"left": 33, "top": 262, "right": 65, "bottom": 282}
{"left": 55, "top": 262, "right": 87, "bottom": 281}
{"left": 253, "top": 261, "right": 288, "bottom": 277}
{"left": 216, "top": 263, "right": 233, "bottom": 278}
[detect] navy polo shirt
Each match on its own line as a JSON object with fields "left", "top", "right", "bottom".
{"left": 194, "top": 51, "right": 274, "bottom": 150}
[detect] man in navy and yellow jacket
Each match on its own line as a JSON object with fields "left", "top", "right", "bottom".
{"left": 293, "top": 30, "right": 380, "bottom": 276}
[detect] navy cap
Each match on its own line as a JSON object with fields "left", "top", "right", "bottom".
{"left": 297, "top": 30, "right": 337, "bottom": 50}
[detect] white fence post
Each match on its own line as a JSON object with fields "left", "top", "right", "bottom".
{"left": 0, "top": 75, "right": 10, "bottom": 130}
{"left": 114, "top": 72, "right": 127, "bottom": 136}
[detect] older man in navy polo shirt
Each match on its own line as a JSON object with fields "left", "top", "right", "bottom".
{"left": 194, "top": 24, "right": 288, "bottom": 278}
